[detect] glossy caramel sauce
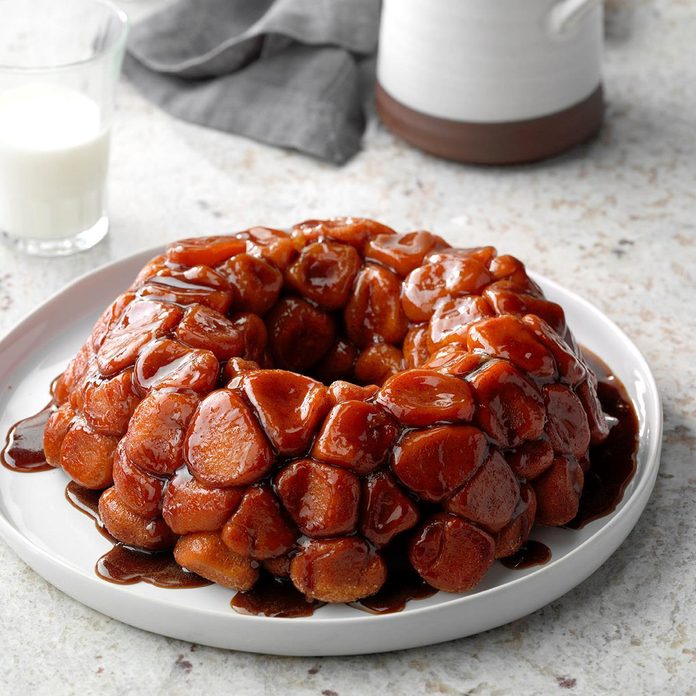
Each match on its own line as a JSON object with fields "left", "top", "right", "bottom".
{"left": 65, "top": 480, "right": 114, "bottom": 541}
{"left": 566, "top": 351, "right": 639, "bottom": 530}
{"left": 347, "top": 538, "right": 438, "bottom": 614}
{"left": 66, "top": 480, "right": 210, "bottom": 588}
{"left": 96, "top": 545, "right": 210, "bottom": 589}
{"left": 1, "top": 403, "right": 54, "bottom": 473}
{"left": 351, "top": 571, "right": 437, "bottom": 614}
{"left": 232, "top": 573, "right": 321, "bottom": 617}
{"left": 2, "top": 350, "right": 640, "bottom": 613}
{"left": 500, "top": 540, "right": 552, "bottom": 570}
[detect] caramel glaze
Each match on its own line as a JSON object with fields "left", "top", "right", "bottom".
{"left": 65, "top": 481, "right": 210, "bottom": 589}
{"left": 351, "top": 540, "right": 438, "bottom": 614}
{"left": 1, "top": 402, "right": 55, "bottom": 472}
{"left": 96, "top": 545, "right": 210, "bottom": 589}
{"left": 2, "top": 349, "right": 639, "bottom": 613}
{"left": 566, "top": 350, "right": 639, "bottom": 530}
{"left": 232, "top": 540, "right": 438, "bottom": 617}
{"left": 233, "top": 564, "right": 437, "bottom": 617}
{"left": 65, "top": 481, "right": 114, "bottom": 541}
{"left": 500, "top": 540, "right": 552, "bottom": 570}
{"left": 232, "top": 573, "right": 321, "bottom": 617}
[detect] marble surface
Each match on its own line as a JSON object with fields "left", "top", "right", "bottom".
{"left": 1, "top": 1, "right": 695, "bottom": 693}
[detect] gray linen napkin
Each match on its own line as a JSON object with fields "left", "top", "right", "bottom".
{"left": 124, "top": 0, "right": 382, "bottom": 164}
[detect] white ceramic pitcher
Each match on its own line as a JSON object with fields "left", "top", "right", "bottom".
{"left": 376, "top": 0, "right": 604, "bottom": 164}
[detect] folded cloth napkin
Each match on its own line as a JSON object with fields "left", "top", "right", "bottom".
{"left": 124, "top": 0, "right": 382, "bottom": 164}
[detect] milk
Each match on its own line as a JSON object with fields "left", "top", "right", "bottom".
{"left": 0, "top": 84, "right": 109, "bottom": 240}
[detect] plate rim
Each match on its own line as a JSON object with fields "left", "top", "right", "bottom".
{"left": 0, "top": 246, "right": 663, "bottom": 630}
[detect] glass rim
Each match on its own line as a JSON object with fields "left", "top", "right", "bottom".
{"left": 0, "top": 0, "right": 129, "bottom": 74}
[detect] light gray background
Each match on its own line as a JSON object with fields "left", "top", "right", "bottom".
{"left": 1, "top": 1, "right": 694, "bottom": 693}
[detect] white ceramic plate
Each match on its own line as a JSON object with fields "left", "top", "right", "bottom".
{"left": 0, "top": 249, "right": 662, "bottom": 656}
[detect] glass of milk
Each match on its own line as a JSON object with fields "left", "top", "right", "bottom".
{"left": 0, "top": 0, "right": 128, "bottom": 256}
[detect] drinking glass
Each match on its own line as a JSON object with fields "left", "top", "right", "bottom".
{"left": 0, "top": 0, "right": 128, "bottom": 256}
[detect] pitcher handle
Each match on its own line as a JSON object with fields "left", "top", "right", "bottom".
{"left": 549, "top": 0, "right": 601, "bottom": 35}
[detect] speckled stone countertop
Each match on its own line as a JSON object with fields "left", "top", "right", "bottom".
{"left": 1, "top": 1, "right": 695, "bottom": 694}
